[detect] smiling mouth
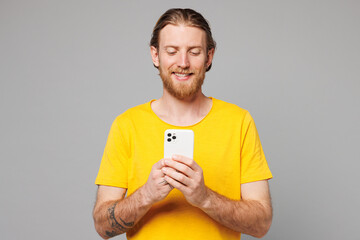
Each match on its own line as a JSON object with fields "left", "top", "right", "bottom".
{"left": 173, "top": 72, "right": 193, "bottom": 78}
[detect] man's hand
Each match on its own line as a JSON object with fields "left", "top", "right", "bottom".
{"left": 161, "top": 155, "right": 209, "bottom": 208}
{"left": 161, "top": 155, "right": 272, "bottom": 237}
{"left": 143, "top": 159, "right": 174, "bottom": 205}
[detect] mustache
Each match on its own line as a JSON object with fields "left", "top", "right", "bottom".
{"left": 169, "top": 68, "right": 194, "bottom": 74}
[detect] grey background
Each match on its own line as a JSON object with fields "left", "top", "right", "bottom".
{"left": 1, "top": 0, "right": 359, "bottom": 239}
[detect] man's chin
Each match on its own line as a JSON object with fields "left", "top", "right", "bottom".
{"left": 160, "top": 72, "right": 205, "bottom": 100}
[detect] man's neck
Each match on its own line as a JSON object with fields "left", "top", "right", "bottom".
{"left": 151, "top": 90, "right": 213, "bottom": 127}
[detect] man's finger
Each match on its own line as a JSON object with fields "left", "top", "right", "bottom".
{"left": 162, "top": 167, "right": 191, "bottom": 186}
{"left": 171, "top": 154, "right": 199, "bottom": 170}
{"left": 164, "top": 159, "right": 192, "bottom": 176}
{"left": 164, "top": 175, "right": 186, "bottom": 192}
{"left": 158, "top": 178, "right": 174, "bottom": 189}
{"left": 153, "top": 158, "right": 167, "bottom": 169}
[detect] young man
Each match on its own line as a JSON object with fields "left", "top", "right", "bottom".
{"left": 93, "top": 8, "right": 273, "bottom": 240}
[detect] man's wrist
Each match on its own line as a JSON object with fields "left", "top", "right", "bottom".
{"left": 199, "top": 187, "right": 212, "bottom": 210}
{"left": 138, "top": 184, "right": 155, "bottom": 207}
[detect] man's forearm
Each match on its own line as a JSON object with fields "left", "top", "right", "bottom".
{"left": 93, "top": 187, "right": 152, "bottom": 239}
{"left": 200, "top": 188, "right": 272, "bottom": 238}
{"left": 93, "top": 159, "right": 174, "bottom": 239}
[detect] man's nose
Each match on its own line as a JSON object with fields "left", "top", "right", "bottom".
{"left": 177, "top": 52, "right": 190, "bottom": 69}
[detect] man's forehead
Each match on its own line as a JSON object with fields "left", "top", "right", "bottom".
{"left": 159, "top": 24, "right": 206, "bottom": 47}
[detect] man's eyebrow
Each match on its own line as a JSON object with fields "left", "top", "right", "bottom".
{"left": 163, "top": 45, "right": 203, "bottom": 50}
{"left": 164, "top": 45, "right": 179, "bottom": 49}
{"left": 188, "top": 46, "right": 203, "bottom": 50}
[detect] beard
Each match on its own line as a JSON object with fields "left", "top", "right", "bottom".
{"left": 159, "top": 65, "right": 206, "bottom": 100}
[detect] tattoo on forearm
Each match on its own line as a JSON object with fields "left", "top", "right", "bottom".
{"left": 107, "top": 202, "right": 135, "bottom": 237}
{"left": 105, "top": 230, "right": 117, "bottom": 238}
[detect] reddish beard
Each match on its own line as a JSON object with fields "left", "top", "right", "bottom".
{"left": 159, "top": 66, "right": 206, "bottom": 100}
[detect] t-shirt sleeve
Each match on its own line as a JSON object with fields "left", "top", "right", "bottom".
{"left": 95, "top": 115, "right": 131, "bottom": 188}
{"left": 240, "top": 111, "right": 272, "bottom": 184}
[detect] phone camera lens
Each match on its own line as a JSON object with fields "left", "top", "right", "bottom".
{"left": 167, "top": 138, "right": 171, "bottom": 142}
{"left": 167, "top": 133, "right": 172, "bottom": 137}
{"left": 172, "top": 136, "right": 176, "bottom": 139}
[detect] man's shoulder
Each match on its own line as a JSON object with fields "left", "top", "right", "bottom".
{"left": 213, "top": 98, "right": 249, "bottom": 117}
{"left": 124, "top": 101, "right": 152, "bottom": 115}
{"left": 113, "top": 100, "right": 153, "bottom": 123}
{"left": 211, "top": 98, "right": 255, "bottom": 128}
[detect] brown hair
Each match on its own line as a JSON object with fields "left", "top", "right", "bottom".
{"left": 150, "top": 8, "right": 216, "bottom": 71}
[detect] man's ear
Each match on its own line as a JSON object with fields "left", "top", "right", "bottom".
{"left": 150, "top": 46, "right": 160, "bottom": 67}
{"left": 206, "top": 48, "right": 215, "bottom": 69}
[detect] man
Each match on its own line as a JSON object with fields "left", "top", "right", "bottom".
{"left": 93, "top": 8, "right": 273, "bottom": 240}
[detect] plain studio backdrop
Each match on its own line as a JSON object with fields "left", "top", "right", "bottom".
{"left": 1, "top": 0, "right": 359, "bottom": 239}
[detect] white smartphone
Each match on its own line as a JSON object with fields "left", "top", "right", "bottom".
{"left": 164, "top": 129, "right": 194, "bottom": 159}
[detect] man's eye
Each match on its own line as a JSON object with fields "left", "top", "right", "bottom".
{"left": 167, "top": 51, "right": 176, "bottom": 55}
{"left": 190, "top": 51, "right": 200, "bottom": 55}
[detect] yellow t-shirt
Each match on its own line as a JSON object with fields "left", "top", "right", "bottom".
{"left": 95, "top": 98, "right": 272, "bottom": 240}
